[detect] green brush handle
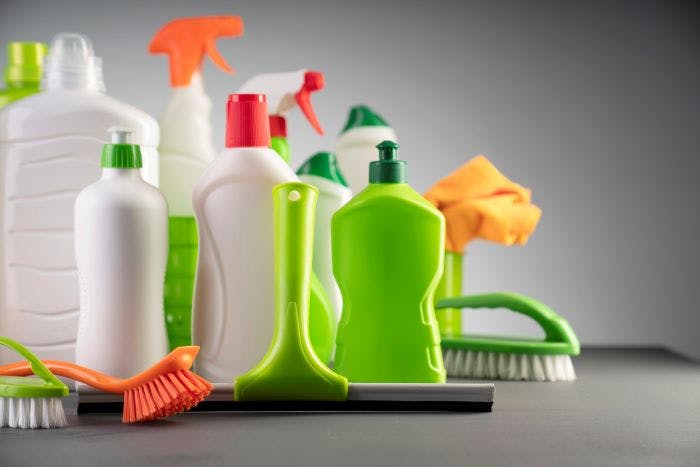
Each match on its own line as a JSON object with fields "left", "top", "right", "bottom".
{"left": 437, "top": 293, "right": 580, "bottom": 355}
{"left": 0, "top": 336, "right": 68, "bottom": 396}
{"left": 234, "top": 182, "right": 348, "bottom": 401}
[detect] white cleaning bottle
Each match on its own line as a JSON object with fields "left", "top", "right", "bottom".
{"left": 192, "top": 94, "right": 298, "bottom": 381}
{"left": 297, "top": 152, "right": 352, "bottom": 328}
{"left": 335, "top": 105, "right": 397, "bottom": 193}
{"left": 149, "top": 15, "right": 244, "bottom": 349}
{"left": 74, "top": 128, "right": 168, "bottom": 378}
{"left": 0, "top": 33, "right": 159, "bottom": 364}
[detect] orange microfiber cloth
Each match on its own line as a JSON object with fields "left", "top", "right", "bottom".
{"left": 424, "top": 155, "right": 542, "bottom": 253}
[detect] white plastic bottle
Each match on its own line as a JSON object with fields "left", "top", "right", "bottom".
{"left": 192, "top": 94, "right": 298, "bottom": 381}
{"left": 335, "top": 105, "right": 397, "bottom": 193}
{"left": 0, "top": 33, "right": 159, "bottom": 363}
{"left": 297, "top": 152, "right": 352, "bottom": 327}
{"left": 74, "top": 128, "right": 168, "bottom": 378}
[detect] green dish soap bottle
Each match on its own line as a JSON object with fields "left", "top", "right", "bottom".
{"left": 332, "top": 141, "right": 446, "bottom": 383}
{"left": 0, "top": 42, "right": 47, "bottom": 108}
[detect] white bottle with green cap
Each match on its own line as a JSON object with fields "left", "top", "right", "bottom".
{"left": 297, "top": 152, "right": 352, "bottom": 330}
{"left": 74, "top": 128, "right": 168, "bottom": 379}
{"left": 335, "top": 105, "right": 397, "bottom": 193}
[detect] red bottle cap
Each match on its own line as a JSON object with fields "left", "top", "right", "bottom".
{"left": 225, "top": 94, "right": 271, "bottom": 148}
{"left": 269, "top": 115, "right": 287, "bottom": 138}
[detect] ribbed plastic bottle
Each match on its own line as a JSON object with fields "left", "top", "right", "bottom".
{"left": 335, "top": 105, "right": 397, "bottom": 193}
{"left": 0, "top": 33, "right": 159, "bottom": 364}
{"left": 0, "top": 42, "right": 47, "bottom": 108}
{"left": 192, "top": 94, "right": 300, "bottom": 381}
{"left": 149, "top": 15, "right": 244, "bottom": 350}
{"left": 297, "top": 152, "right": 352, "bottom": 330}
{"left": 74, "top": 128, "right": 168, "bottom": 378}
{"left": 332, "top": 141, "right": 446, "bottom": 383}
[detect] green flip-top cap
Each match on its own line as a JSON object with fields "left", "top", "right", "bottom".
{"left": 369, "top": 140, "right": 405, "bottom": 184}
{"left": 341, "top": 105, "right": 390, "bottom": 133}
{"left": 101, "top": 127, "right": 142, "bottom": 169}
{"left": 4, "top": 42, "right": 48, "bottom": 84}
{"left": 297, "top": 151, "right": 348, "bottom": 187}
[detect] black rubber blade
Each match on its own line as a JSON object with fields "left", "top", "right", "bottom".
{"left": 78, "top": 399, "right": 492, "bottom": 414}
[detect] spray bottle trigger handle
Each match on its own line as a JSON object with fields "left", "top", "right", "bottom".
{"left": 205, "top": 38, "right": 234, "bottom": 74}
{"left": 295, "top": 71, "right": 325, "bottom": 135}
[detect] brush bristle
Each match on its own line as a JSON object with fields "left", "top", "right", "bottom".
{"left": 0, "top": 396, "right": 67, "bottom": 429}
{"left": 443, "top": 349, "right": 577, "bottom": 382}
{"left": 122, "top": 369, "right": 213, "bottom": 423}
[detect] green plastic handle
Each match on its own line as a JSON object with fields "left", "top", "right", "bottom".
{"left": 0, "top": 336, "right": 68, "bottom": 396}
{"left": 437, "top": 293, "right": 580, "bottom": 355}
{"left": 234, "top": 182, "right": 348, "bottom": 401}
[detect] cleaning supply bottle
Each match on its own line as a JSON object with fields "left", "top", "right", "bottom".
{"left": 0, "top": 42, "right": 47, "bottom": 108}
{"left": 332, "top": 141, "right": 446, "bottom": 383}
{"left": 237, "top": 69, "right": 324, "bottom": 164}
{"left": 335, "top": 105, "right": 397, "bottom": 193}
{"left": 149, "top": 15, "right": 244, "bottom": 350}
{"left": 297, "top": 152, "right": 352, "bottom": 329}
{"left": 192, "top": 94, "right": 302, "bottom": 382}
{"left": 0, "top": 33, "right": 159, "bottom": 364}
{"left": 74, "top": 128, "right": 168, "bottom": 379}
{"left": 238, "top": 70, "right": 336, "bottom": 364}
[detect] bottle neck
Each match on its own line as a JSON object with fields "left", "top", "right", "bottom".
{"left": 101, "top": 168, "right": 141, "bottom": 180}
{"left": 41, "top": 63, "right": 105, "bottom": 92}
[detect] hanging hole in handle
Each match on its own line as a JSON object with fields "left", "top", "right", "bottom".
{"left": 288, "top": 190, "right": 301, "bottom": 202}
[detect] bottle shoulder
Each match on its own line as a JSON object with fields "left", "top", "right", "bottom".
{"left": 337, "top": 183, "right": 442, "bottom": 220}
{"left": 0, "top": 90, "right": 158, "bottom": 144}
{"left": 194, "top": 147, "right": 298, "bottom": 194}
{"left": 77, "top": 175, "right": 166, "bottom": 211}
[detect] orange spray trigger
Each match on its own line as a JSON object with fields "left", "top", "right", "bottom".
{"left": 295, "top": 71, "right": 325, "bottom": 135}
{"left": 149, "top": 15, "right": 244, "bottom": 87}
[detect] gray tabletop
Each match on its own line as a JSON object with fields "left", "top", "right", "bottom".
{"left": 2, "top": 348, "right": 698, "bottom": 467}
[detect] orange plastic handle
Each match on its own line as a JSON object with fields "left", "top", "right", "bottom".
{"left": 0, "top": 346, "right": 200, "bottom": 394}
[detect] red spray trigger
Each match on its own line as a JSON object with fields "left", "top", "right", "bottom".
{"left": 294, "top": 71, "right": 325, "bottom": 135}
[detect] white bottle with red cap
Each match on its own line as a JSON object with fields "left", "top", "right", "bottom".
{"left": 192, "top": 94, "right": 298, "bottom": 381}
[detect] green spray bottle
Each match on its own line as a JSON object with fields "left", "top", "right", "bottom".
{"left": 332, "top": 141, "right": 446, "bottom": 383}
{"left": 0, "top": 42, "right": 47, "bottom": 108}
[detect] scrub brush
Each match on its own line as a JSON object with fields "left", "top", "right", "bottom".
{"left": 437, "top": 293, "right": 579, "bottom": 382}
{"left": 0, "top": 336, "right": 68, "bottom": 429}
{"left": 0, "top": 346, "right": 212, "bottom": 423}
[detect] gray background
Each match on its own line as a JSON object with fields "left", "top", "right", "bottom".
{"left": 1, "top": 0, "right": 699, "bottom": 358}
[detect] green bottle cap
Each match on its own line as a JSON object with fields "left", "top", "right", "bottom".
{"left": 4, "top": 42, "right": 48, "bottom": 84}
{"left": 101, "top": 127, "right": 142, "bottom": 169}
{"left": 341, "top": 105, "right": 390, "bottom": 133}
{"left": 369, "top": 140, "right": 405, "bottom": 184}
{"left": 297, "top": 152, "right": 348, "bottom": 187}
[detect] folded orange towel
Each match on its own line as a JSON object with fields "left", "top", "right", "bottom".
{"left": 424, "top": 155, "right": 542, "bottom": 253}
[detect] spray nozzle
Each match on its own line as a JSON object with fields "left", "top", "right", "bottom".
{"left": 238, "top": 69, "right": 325, "bottom": 135}
{"left": 149, "top": 15, "right": 244, "bottom": 87}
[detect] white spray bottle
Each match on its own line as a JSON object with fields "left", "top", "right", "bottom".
{"left": 74, "top": 128, "right": 168, "bottom": 379}
{"left": 148, "top": 15, "right": 245, "bottom": 349}
{"left": 0, "top": 33, "right": 159, "bottom": 364}
{"left": 236, "top": 70, "right": 337, "bottom": 364}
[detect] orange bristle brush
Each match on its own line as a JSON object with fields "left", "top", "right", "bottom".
{"left": 0, "top": 346, "right": 212, "bottom": 423}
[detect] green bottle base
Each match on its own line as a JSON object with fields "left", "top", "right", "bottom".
{"left": 164, "top": 216, "right": 198, "bottom": 350}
